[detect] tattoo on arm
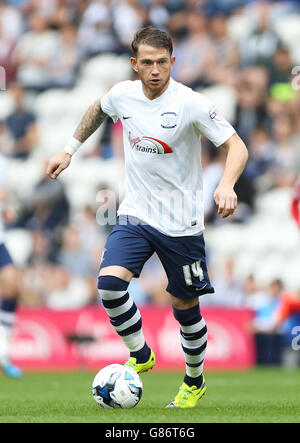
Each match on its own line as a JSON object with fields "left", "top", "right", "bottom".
{"left": 73, "top": 99, "right": 107, "bottom": 143}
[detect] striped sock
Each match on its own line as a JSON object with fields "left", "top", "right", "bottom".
{"left": 173, "top": 304, "right": 207, "bottom": 388}
{"left": 98, "top": 276, "right": 150, "bottom": 362}
{"left": 0, "top": 298, "right": 17, "bottom": 365}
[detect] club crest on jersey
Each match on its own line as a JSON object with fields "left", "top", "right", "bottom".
{"left": 161, "top": 112, "right": 177, "bottom": 129}
{"left": 129, "top": 131, "right": 173, "bottom": 154}
{"left": 209, "top": 107, "right": 223, "bottom": 121}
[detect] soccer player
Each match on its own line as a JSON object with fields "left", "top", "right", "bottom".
{"left": 47, "top": 27, "right": 248, "bottom": 408}
{"left": 0, "top": 153, "right": 23, "bottom": 378}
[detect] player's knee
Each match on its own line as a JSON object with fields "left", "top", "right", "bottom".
{"left": 0, "top": 283, "right": 19, "bottom": 300}
{"left": 99, "top": 265, "right": 134, "bottom": 282}
{"left": 0, "top": 265, "right": 20, "bottom": 299}
{"left": 172, "top": 301, "right": 204, "bottom": 327}
{"left": 171, "top": 294, "right": 199, "bottom": 311}
{"left": 97, "top": 275, "right": 130, "bottom": 301}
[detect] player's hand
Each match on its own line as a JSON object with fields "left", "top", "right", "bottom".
{"left": 46, "top": 150, "right": 72, "bottom": 179}
{"left": 214, "top": 184, "right": 237, "bottom": 218}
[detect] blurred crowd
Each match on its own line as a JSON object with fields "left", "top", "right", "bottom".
{"left": 0, "top": 0, "right": 300, "bottom": 343}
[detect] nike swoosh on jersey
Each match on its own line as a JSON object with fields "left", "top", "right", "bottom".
{"left": 123, "top": 116, "right": 132, "bottom": 120}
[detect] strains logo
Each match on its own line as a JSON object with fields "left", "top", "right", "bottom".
{"left": 128, "top": 131, "right": 173, "bottom": 154}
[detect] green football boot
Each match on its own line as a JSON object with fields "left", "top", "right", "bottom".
{"left": 124, "top": 349, "right": 156, "bottom": 375}
{"left": 167, "top": 377, "right": 206, "bottom": 408}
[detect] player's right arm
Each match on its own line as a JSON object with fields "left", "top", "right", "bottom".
{"left": 46, "top": 98, "right": 107, "bottom": 179}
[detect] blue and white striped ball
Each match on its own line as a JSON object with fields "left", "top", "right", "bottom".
{"left": 92, "top": 364, "right": 143, "bottom": 409}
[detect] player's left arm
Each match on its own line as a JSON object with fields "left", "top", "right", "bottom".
{"left": 214, "top": 133, "right": 248, "bottom": 218}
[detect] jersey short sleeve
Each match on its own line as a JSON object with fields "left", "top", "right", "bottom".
{"left": 100, "top": 87, "right": 119, "bottom": 123}
{"left": 101, "top": 81, "right": 133, "bottom": 124}
{"left": 189, "top": 91, "right": 236, "bottom": 147}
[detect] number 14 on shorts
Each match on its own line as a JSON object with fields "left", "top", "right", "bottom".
{"left": 182, "top": 261, "right": 204, "bottom": 286}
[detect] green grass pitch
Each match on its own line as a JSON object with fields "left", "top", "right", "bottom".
{"left": 0, "top": 368, "right": 299, "bottom": 423}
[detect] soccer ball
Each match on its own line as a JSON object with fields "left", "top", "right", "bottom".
{"left": 92, "top": 364, "right": 143, "bottom": 409}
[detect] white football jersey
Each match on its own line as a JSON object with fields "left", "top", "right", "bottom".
{"left": 101, "top": 78, "right": 235, "bottom": 236}
{"left": 0, "top": 154, "right": 8, "bottom": 244}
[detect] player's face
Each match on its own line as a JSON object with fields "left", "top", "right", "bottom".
{"left": 131, "top": 44, "right": 176, "bottom": 99}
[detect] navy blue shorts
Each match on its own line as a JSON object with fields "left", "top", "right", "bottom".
{"left": 100, "top": 216, "right": 214, "bottom": 300}
{"left": 0, "top": 243, "right": 13, "bottom": 269}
